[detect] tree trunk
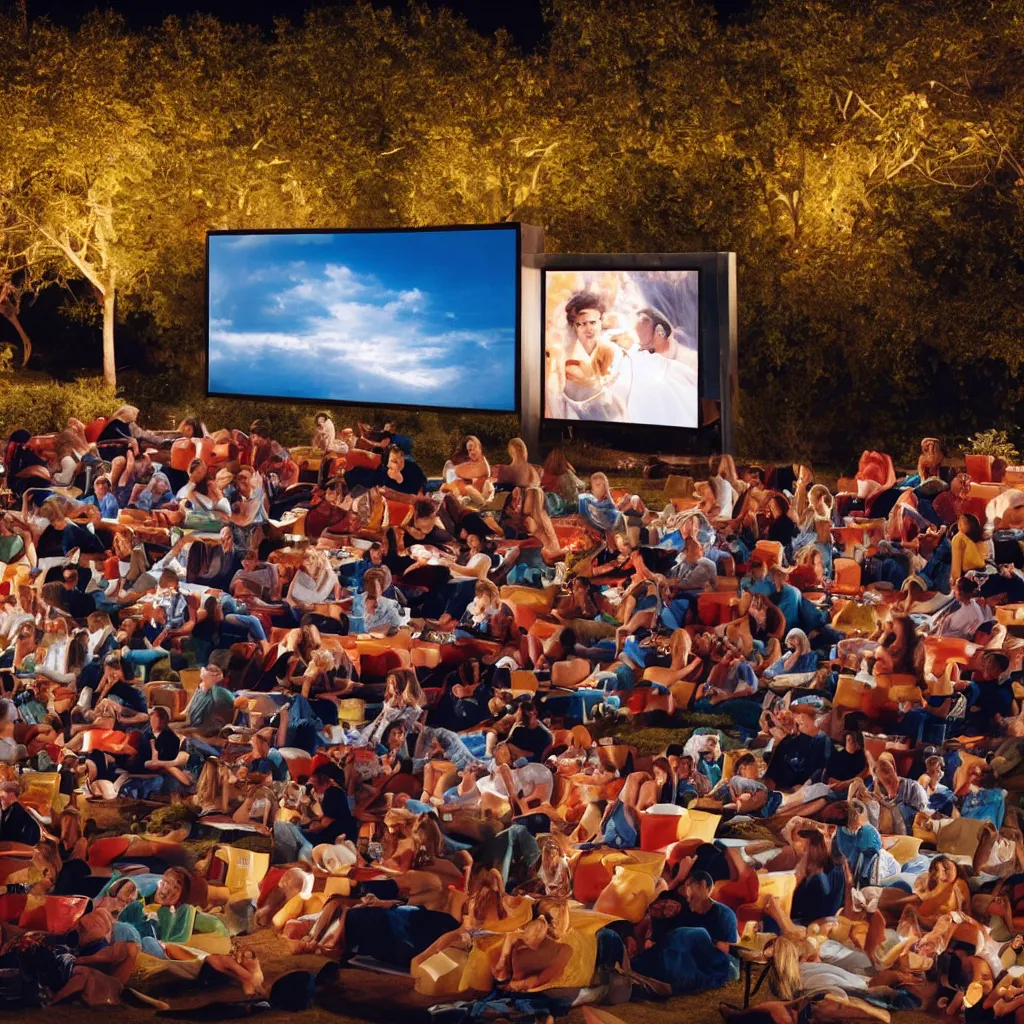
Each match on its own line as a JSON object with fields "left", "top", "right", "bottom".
{"left": 0, "top": 306, "right": 32, "bottom": 366}
{"left": 102, "top": 277, "right": 116, "bottom": 386}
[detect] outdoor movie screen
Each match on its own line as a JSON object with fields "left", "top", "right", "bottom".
{"left": 207, "top": 225, "right": 520, "bottom": 413}
{"left": 543, "top": 269, "right": 699, "bottom": 429}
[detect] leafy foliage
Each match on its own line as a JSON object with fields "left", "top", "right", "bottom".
{"left": 0, "top": 375, "right": 116, "bottom": 437}
{"left": 0, "top": 0, "right": 1022, "bottom": 460}
{"left": 966, "top": 429, "right": 1020, "bottom": 462}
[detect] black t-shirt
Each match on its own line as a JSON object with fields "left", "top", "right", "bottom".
{"left": 63, "top": 587, "right": 97, "bottom": 620}
{"left": 508, "top": 723, "right": 553, "bottom": 762}
{"left": 825, "top": 746, "right": 866, "bottom": 783}
{"left": 98, "top": 419, "right": 133, "bottom": 444}
{"left": 768, "top": 515, "right": 799, "bottom": 548}
{"left": 413, "top": 524, "right": 455, "bottom": 548}
{"left": 765, "top": 731, "right": 831, "bottom": 790}
{"left": 303, "top": 784, "right": 358, "bottom": 844}
{"left": 108, "top": 680, "right": 148, "bottom": 714}
{"left": 0, "top": 801, "right": 42, "bottom": 846}
{"left": 378, "top": 460, "right": 427, "bottom": 496}
{"left": 139, "top": 726, "right": 181, "bottom": 764}
{"left": 60, "top": 521, "right": 106, "bottom": 555}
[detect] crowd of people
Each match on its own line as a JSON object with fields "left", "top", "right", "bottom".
{"left": 2, "top": 411, "right": 1024, "bottom": 1023}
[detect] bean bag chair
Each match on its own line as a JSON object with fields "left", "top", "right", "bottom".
{"left": 639, "top": 805, "right": 721, "bottom": 852}
{"left": 344, "top": 449, "right": 381, "bottom": 472}
{"left": 18, "top": 894, "right": 90, "bottom": 932}
{"left": 594, "top": 859, "right": 664, "bottom": 923}
{"left": 855, "top": 451, "right": 896, "bottom": 500}
{"left": 697, "top": 592, "right": 737, "bottom": 626}
{"left": 964, "top": 454, "right": 993, "bottom": 483}
{"left": 83, "top": 418, "right": 108, "bottom": 443}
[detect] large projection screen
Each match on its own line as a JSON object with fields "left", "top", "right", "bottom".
{"left": 543, "top": 268, "right": 699, "bottom": 429}
{"left": 206, "top": 224, "right": 521, "bottom": 414}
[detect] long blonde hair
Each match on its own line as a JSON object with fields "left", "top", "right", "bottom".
{"left": 768, "top": 935, "right": 801, "bottom": 1000}
{"left": 385, "top": 669, "right": 424, "bottom": 708}
{"left": 468, "top": 867, "right": 509, "bottom": 926}
{"left": 110, "top": 404, "right": 139, "bottom": 424}
{"left": 300, "top": 549, "right": 333, "bottom": 588}
{"left": 589, "top": 472, "right": 611, "bottom": 502}
{"left": 195, "top": 758, "right": 223, "bottom": 810}
{"left": 523, "top": 486, "right": 559, "bottom": 551}
{"left": 507, "top": 437, "right": 529, "bottom": 465}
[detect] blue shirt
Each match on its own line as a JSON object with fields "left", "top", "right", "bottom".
{"left": 672, "top": 899, "right": 738, "bottom": 945}
{"left": 771, "top": 583, "right": 827, "bottom": 634}
{"left": 350, "top": 592, "right": 403, "bottom": 635}
{"left": 697, "top": 756, "right": 723, "bottom": 789}
{"left": 85, "top": 492, "right": 120, "bottom": 518}
{"left": 835, "top": 823, "right": 882, "bottom": 886}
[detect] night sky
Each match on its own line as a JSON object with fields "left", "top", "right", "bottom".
{"left": 19, "top": 0, "right": 755, "bottom": 48}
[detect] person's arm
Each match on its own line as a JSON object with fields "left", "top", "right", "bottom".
{"left": 446, "top": 555, "right": 489, "bottom": 580}
{"left": 145, "top": 746, "right": 188, "bottom": 772}
{"left": 506, "top": 941, "right": 573, "bottom": 992}
{"left": 149, "top": 537, "right": 190, "bottom": 578}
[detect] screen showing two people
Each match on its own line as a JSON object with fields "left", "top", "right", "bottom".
{"left": 544, "top": 269, "right": 699, "bottom": 429}
{"left": 207, "top": 226, "right": 519, "bottom": 413}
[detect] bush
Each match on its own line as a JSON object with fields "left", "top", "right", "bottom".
{"left": 966, "top": 429, "right": 1020, "bottom": 463}
{"left": 0, "top": 374, "right": 117, "bottom": 437}
{"left": 3, "top": 370, "right": 522, "bottom": 476}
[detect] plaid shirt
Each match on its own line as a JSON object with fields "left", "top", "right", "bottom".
{"left": 155, "top": 589, "right": 189, "bottom": 629}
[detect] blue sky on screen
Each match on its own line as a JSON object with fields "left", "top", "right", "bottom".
{"left": 207, "top": 228, "right": 518, "bottom": 411}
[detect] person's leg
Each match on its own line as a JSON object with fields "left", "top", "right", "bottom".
{"left": 225, "top": 613, "right": 267, "bottom": 642}
{"left": 615, "top": 608, "right": 656, "bottom": 656}
{"left": 272, "top": 820, "right": 304, "bottom": 864}
{"left": 763, "top": 894, "right": 808, "bottom": 941}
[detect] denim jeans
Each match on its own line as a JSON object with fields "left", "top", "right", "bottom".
{"left": 272, "top": 820, "right": 315, "bottom": 864}
{"left": 225, "top": 613, "right": 267, "bottom": 641}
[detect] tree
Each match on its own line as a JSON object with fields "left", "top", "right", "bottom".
{"left": 1, "top": 14, "right": 172, "bottom": 385}
{"left": 0, "top": 201, "right": 41, "bottom": 366}
{"left": 1, "top": 0, "right": 1023, "bottom": 457}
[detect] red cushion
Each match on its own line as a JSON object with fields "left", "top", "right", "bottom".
{"left": 84, "top": 417, "right": 108, "bottom": 444}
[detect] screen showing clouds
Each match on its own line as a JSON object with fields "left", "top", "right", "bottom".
{"left": 207, "top": 227, "right": 519, "bottom": 412}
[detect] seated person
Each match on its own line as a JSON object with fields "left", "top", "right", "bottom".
{"left": 506, "top": 701, "right": 554, "bottom": 763}
{"left": 183, "top": 663, "right": 237, "bottom": 737}
{"left": 717, "top": 753, "right": 771, "bottom": 815}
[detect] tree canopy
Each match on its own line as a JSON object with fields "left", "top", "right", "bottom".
{"left": 0, "top": 0, "right": 1021, "bottom": 460}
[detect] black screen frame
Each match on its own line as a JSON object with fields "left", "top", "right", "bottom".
{"left": 204, "top": 222, "right": 523, "bottom": 417}
{"left": 537, "top": 251, "right": 734, "bottom": 453}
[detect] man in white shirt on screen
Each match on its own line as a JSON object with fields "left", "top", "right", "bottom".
{"left": 636, "top": 306, "right": 685, "bottom": 361}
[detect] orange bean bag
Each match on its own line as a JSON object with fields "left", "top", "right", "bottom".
{"left": 345, "top": 449, "right": 381, "bottom": 472}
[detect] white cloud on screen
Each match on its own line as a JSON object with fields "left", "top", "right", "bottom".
{"left": 209, "top": 263, "right": 496, "bottom": 392}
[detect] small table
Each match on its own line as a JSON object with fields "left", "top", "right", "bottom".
{"left": 731, "top": 944, "right": 773, "bottom": 1007}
